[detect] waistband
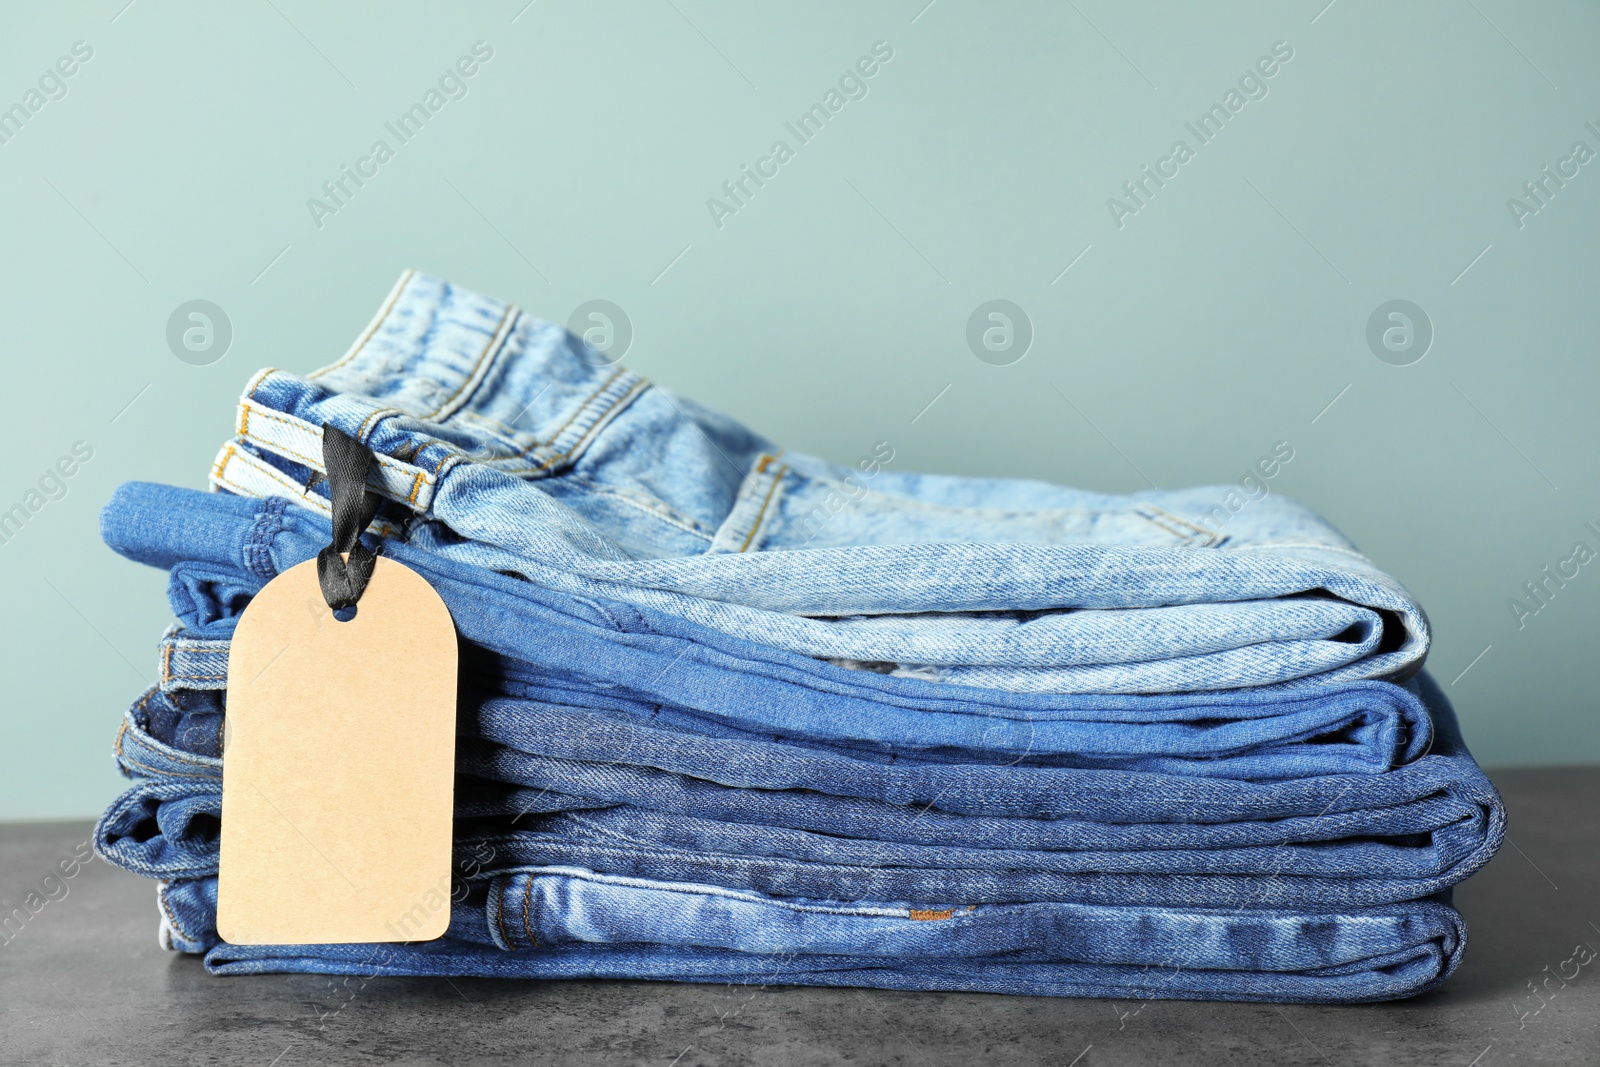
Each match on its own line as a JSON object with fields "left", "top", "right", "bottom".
{"left": 217, "top": 271, "right": 652, "bottom": 510}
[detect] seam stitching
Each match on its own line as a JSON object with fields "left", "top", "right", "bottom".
{"left": 739, "top": 463, "right": 787, "bottom": 552}
{"left": 424, "top": 305, "right": 518, "bottom": 420}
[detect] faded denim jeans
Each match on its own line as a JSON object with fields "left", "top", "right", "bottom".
{"left": 149, "top": 873, "right": 1467, "bottom": 1004}
{"left": 207, "top": 270, "right": 1429, "bottom": 694}
{"left": 106, "top": 482, "right": 1434, "bottom": 778}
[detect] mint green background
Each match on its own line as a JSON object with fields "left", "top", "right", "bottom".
{"left": 1, "top": 1, "right": 1596, "bottom": 819}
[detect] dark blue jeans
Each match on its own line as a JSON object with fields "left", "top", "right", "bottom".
{"left": 101, "top": 664, "right": 1499, "bottom": 911}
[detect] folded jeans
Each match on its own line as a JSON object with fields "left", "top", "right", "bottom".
{"left": 201, "top": 270, "right": 1430, "bottom": 693}
{"left": 100, "top": 671, "right": 1503, "bottom": 910}
{"left": 151, "top": 871, "right": 1466, "bottom": 1004}
{"left": 105, "top": 482, "right": 1433, "bottom": 775}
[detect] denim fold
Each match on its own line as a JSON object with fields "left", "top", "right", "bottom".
{"left": 104, "top": 482, "right": 1433, "bottom": 776}
{"left": 196, "top": 271, "right": 1429, "bottom": 694}
{"left": 150, "top": 874, "right": 1466, "bottom": 1004}
{"left": 86, "top": 272, "right": 1502, "bottom": 1004}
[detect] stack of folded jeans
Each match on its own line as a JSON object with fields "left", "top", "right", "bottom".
{"left": 94, "top": 272, "right": 1503, "bottom": 1002}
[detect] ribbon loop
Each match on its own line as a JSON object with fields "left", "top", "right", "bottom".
{"left": 315, "top": 424, "right": 383, "bottom": 611}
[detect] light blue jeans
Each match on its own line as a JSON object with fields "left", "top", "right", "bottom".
{"left": 150, "top": 873, "right": 1466, "bottom": 1003}
{"left": 206, "top": 270, "right": 1429, "bottom": 694}
{"left": 106, "top": 482, "right": 1433, "bottom": 777}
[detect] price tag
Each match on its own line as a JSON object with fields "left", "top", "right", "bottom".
{"left": 217, "top": 551, "right": 457, "bottom": 944}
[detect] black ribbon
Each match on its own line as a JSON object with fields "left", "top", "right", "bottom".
{"left": 316, "top": 424, "right": 383, "bottom": 611}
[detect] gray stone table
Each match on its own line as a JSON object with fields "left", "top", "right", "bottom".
{"left": 1, "top": 767, "right": 1596, "bottom": 1066}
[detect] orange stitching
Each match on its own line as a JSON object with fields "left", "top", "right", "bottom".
{"left": 394, "top": 451, "right": 453, "bottom": 506}
{"left": 240, "top": 400, "right": 365, "bottom": 471}
{"left": 164, "top": 671, "right": 225, "bottom": 682}
{"left": 517, "top": 368, "right": 626, "bottom": 461}
{"left": 211, "top": 444, "right": 237, "bottom": 484}
{"left": 908, "top": 908, "right": 955, "bottom": 921}
{"left": 356, "top": 406, "right": 401, "bottom": 443}
{"left": 249, "top": 404, "right": 380, "bottom": 471}
{"left": 238, "top": 409, "right": 327, "bottom": 471}
{"left": 541, "top": 377, "right": 647, "bottom": 471}
{"left": 215, "top": 464, "right": 321, "bottom": 511}
{"left": 241, "top": 401, "right": 426, "bottom": 489}
{"left": 217, "top": 468, "right": 400, "bottom": 545}
{"left": 239, "top": 402, "right": 312, "bottom": 434}
{"left": 422, "top": 450, "right": 456, "bottom": 491}
{"left": 738, "top": 464, "right": 787, "bottom": 553}
{"left": 531, "top": 370, "right": 624, "bottom": 463}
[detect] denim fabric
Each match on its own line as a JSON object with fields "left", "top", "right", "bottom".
{"left": 95, "top": 482, "right": 1502, "bottom": 911}
{"left": 110, "top": 693, "right": 1456, "bottom": 857}
{"left": 154, "top": 628, "right": 1429, "bottom": 778}
{"left": 103, "top": 482, "right": 1433, "bottom": 776}
{"left": 98, "top": 669, "right": 1502, "bottom": 909}
{"left": 90, "top": 267, "right": 1497, "bottom": 1004}
{"left": 150, "top": 617, "right": 1435, "bottom": 778}
{"left": 151, "top": 874, "right": 1465, "bottom": 1003}
{"left": 199, "top": 270, "right": 1429, "bottom": 694}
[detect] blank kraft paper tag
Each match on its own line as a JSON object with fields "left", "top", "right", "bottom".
{"left": 218, "top": 556, "right": 457, "bottom": 945}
